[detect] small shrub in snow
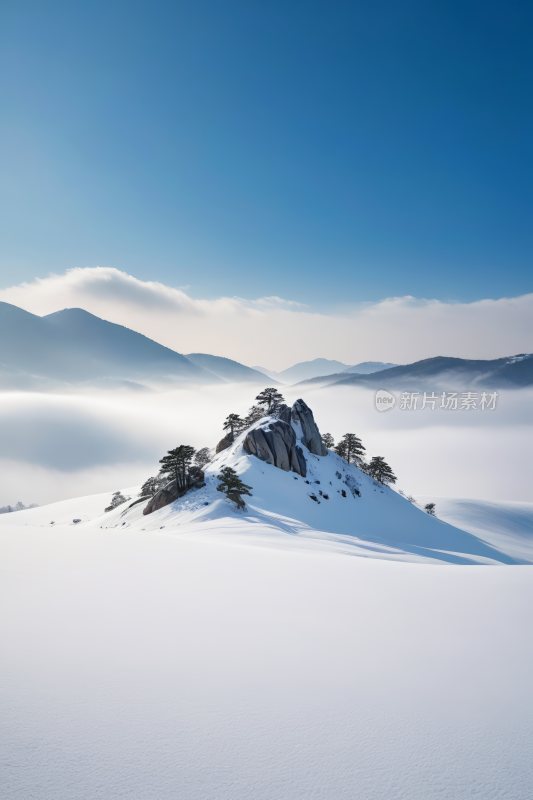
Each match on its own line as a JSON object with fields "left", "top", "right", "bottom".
{"left": 424, "top": 503, "right": 436, "bottom": 516}
{"left": 0, "top": 501, "right": 38, "bottom": 514}
{"left": 139, "top": 474, "right": 167, "bottom": 498}
{"left": 399, "top": 490, "right": 417, "bottom": 504}
{"left": 105, "top": 491, "right": 130, "bottom": 513}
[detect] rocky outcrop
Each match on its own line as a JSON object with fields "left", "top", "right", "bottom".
{"left": 241, "top": 399, "right": 327, "bottom": 475}
{"left": 277, "top": 404, "right": 292, "bottom": 425}
{"left": 291, "top": 399, "right": 328, "bottom": 456}
{"left": 143, "top": 467, "right": 205, "bottom": 515}
{"left": 243, "top": 419, "right": 307, "bottom": 476}
{"left": 216, "top": 434, "right": 233, "bottom": 454}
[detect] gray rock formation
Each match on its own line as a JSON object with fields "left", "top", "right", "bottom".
{"left": 143, "top": 467, "right": 205, "bottom": 515}
{"left": 290, "top": 399, "right": 328, "bottom": 456}
{"left": 243, "top": 419, "right": 307, "bottom": 476}
{"left": 277, "top": 404, "right": 292, "bottom": 425}
{"left": 215, "top": 434, "right": 233, "bottom": 454}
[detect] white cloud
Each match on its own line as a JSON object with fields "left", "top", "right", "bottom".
{"left": 1, "top": 267, "right": 532, "bottom": 369}
{"left": 249, "top": 296, "right": 309, "bottom": 308}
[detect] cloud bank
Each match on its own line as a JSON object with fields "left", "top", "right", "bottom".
{"left": 0, "top": 383, "right": 531, "bottom": 506}
{"left": 1, "top": 267, "right": 532, "bottom": 369}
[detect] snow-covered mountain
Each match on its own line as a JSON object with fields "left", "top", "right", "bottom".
{"left": 294, "top": 354, "right": 533, "bottom": 389}
{"left": 252, "top": 360, "right": 399, "bottom": 384}
{"left": 7, "top": 405, "right": 525, "bottom": 566}
{"left": 342, "top": 361, "right": 400, "bottom": 374}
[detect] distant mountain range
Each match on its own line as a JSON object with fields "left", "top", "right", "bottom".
{"left": 2, "top": 302, "right": 530, "bottom": 392}
{"left": 185, "top": 353, "right": 279, "bottom": 384}
{"left": 0, "top": 303, "right": 221, "bottom": 389}
{"left": 341, "top": 361, "right": 400, "bottom": 374}
{"left": 251, "top": 359, "right": 398, "bottom": 384}
{"left": 0, "top": 303, "right": 279, "bottom": 390}
{"left": 294, "top": 355, "right": 533, "bottom": 390}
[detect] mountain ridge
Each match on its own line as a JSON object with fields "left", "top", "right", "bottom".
{"left": 0, "top": 302, "right": 221, "bottom": 387}
{"left": 186, "top": 353, "right": 280, "bottom": 384}
{"left": 293, "top": 354, "right": 533, "bottom": 389}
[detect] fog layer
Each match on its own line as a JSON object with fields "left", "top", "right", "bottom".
{"left": 0, "top": 383, "right": 530, "bottom": 506}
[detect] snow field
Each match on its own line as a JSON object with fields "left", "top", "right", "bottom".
{"left": 2, "top": 427, "right": 533, "bottom": 798}
{"left": 1, "top": 521, "right": 532, "bottom": 799}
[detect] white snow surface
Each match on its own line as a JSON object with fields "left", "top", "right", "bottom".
{"left": 416, "top": 495, "right": 533, "bottom": 564}
{"left": 2, "top": 422, "right": 533, "bottom": 798}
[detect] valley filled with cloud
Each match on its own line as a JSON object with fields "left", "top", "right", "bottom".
{"left": 1, "top": 380, "right": 530, "bottom": 508}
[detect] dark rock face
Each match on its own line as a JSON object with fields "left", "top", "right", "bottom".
{"left": 216, "top": 434, "right": 233, "bottom": 454}
{"left": 277, "top": 404, "right": 292, "bottom": 425}
{"left": 291, "top": 399, "right": 328, "bottom": 456}
{"left": 243, "top": 420, "right": 307, "bottom": 477}
{"left": 241, "top": 399, "right": 327, "bottom": 475}
{"left": 143, "top": 468, "right": 205, "bottom": 515}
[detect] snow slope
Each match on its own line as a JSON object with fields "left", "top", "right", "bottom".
{"left": 416, "top": 495, "right": 533, "bottom": 564}
{"left": 2, "top": 423, "right": 533, "bottom": 799}
{"left": 4, "top": 421, "right": 523, "bottom": 565}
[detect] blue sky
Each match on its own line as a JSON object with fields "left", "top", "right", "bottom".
{"left": 1, "top": 0, "right": 531, "bottom": 309}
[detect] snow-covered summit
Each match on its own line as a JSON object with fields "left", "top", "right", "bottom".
{"left": 507, "top": 353, "right": 533, "bottom": 364}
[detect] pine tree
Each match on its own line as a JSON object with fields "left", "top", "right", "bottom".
{"left": 336, "top": 433, "right": 366, "bottom": 464}
{"left": 216, "top": 466, "right": 253, "bottom": 510}
{"left": 334, "top": 439, "right": 347, "bottom": 459}
{"left": 139, "top": 473, "right": 168, "bottom": 497}
{"left": 140, "top": 476, "right": 159, "bottom": 497}
{"left": 321, "top": 433, "right": 335, "bottom": 449}
{"left": 159, "top": 445, "right": 196, "bottom": 491}
{"left": 255, "top": 387, "right": 285, "bottom": 413}
{"left": 223, "top": 414, "right": 243, "bottom": 442}
{"left": 243, "top": 405, "right": 265, "bottom": 427}
{"left": 424, "top": 502, "right": 436, "bottom": 516}
{"left": 194, "top": 447, "right": 212, "bottom": 468}
{"left": 367, "top": 456, "right": 397, "bottom": 485}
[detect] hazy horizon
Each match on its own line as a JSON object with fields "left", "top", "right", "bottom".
{"left": 1, "top": 267, "right": 532, "bottom": 370}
